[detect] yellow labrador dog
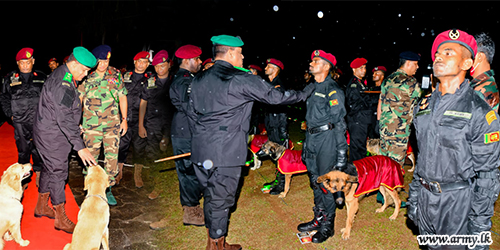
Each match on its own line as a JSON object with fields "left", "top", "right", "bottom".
{"left": 64, "top": 165, "right": 110, "bottom": 250}
{"left": 0, "top": 163, "right": 32, "bottom": 250}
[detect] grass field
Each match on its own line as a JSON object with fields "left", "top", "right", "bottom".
{"left": 147, "top": 121, "right": 500, "bottom": 250}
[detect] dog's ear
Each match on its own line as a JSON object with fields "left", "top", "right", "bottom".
{"left": 347, "top": 174, "right": 358, "bottom": 183}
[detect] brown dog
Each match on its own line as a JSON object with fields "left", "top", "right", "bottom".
{"left": 256, "top": 140, "right": 307, "bottom": 198}
{"left": 366, "top": 138, "right": 416, "bottom": 172}
{"left": 64, "top": 165, "right": 110, "bottom": 250}
{"left": 317, "top": 156, "right": 404, "bottom": 240}
{"left": 0, "top": 163, "right": 32, "bottom": 250}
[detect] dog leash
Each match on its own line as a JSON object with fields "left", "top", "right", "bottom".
{"left": 85, "top": 194, "right": 108, "bottom": 204}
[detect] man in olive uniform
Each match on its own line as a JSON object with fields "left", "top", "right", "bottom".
{"left": 263, "top": 58, "right": 290, "bottom": 195}
{"left": 378, "top": 51, "right": 420, "bottom": 167}
{"left": 470, "top": 33, "right": 498, "bottom": 113}
{"left": 190, "top": 35, "right": 314, "bottom": 250}
{"left": 408, "top": 29, "right": 500, "bottom": 249}
{"left": 137, "top": 50, "right": 173, "bottom": 200}
{"left": 150, "top": 45, "right": 204, "bottom": 230}
{"left": 78, "top": 45, "right": 128, "bottom": 205}
{"left": 346, "top": 57, "right": 371, "bottom": 161}
{"left": 118, "top": 51, "right": 152, "bottom": 188}
{"left": 33, "top": 47, "right": 97, "bottom": 234}
{"left": 0, "top": 48, "right": 46, "bottom": 187}
{"left": 297, "top": 50, "right": 348, "bottom": 243}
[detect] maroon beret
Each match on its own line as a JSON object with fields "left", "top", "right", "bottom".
{"left": 248, "top": 64, "right": 262, "bottom": 71}
{"left": 350, "top": 57, "right": 367, "bottom": 69}
{"left": 175, "top": 45, "right": 202, "bottom": 59}
{"left": 48, "top": 57, "right": 57, "bottom": 64}
{"left": 152, "top": 50, "right": 169, "bottom": 66}
{"left": 431, "top": 29, "right": 477, "bottom": 61}
{"left": 134, "top": 51, "right": 150, "bottom": 61}
{"left": 202, "top": 58, "right": 213, "bottom": 66}
{"left": 266, "top": 58, "right": 284, "bottom": 70}
{"left": 372, "top": 66, "right": 387, "bottom": 73}
{"left": 311, "top": 50, "right": 337, "bottom": 67}
{"left": 16, "top": 48, "right": 34, "bottom": 61}
{"left": 63, "top": 55, "right": 69, "bottom": 63}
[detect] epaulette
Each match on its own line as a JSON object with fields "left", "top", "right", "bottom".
{"left": 61, "top": 72, "right": 74, "bottom": 88}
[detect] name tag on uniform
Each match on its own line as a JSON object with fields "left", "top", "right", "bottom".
{"left": 314, "top": 92, "right": 325, "bottom": 98}
{"left": 443, "top": 110, "right": 472, "bottom": 119}
{"left": 10, "top": 81, "right": 21, "bottom": 86}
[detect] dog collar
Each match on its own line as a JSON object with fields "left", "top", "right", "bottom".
{"left": 10, "top": 196, "right": 21, "bottom": 202}
{"left": 85, "top": 194, "right": 108, "bottom": 203}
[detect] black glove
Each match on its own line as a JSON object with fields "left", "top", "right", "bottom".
{"left": 407, "top": 204, "right": 418, "bottom": 225}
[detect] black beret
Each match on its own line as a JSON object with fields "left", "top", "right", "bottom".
{"left": 399, "top": 51, "right": 420, "bottom": 61}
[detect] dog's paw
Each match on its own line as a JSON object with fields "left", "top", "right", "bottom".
{"left": 19, "top": 239, "right": 29, "bottom": 246}
{"left": 375, "top": 207, "right": 385, "bottom": 213}
{"left": 3, "top": 232, "right": 13, "bottom": 241}
{"left": 340, "top": 228, "right": 345, "bottom": 233}
{"left": 389, "top": 214, "right": 398, "bottom": 221}
{"left": 278, "top": 192, "right": 286, "bottom": 198}
{"left": 341, "top": 230, "right": 351, "bottom": 240}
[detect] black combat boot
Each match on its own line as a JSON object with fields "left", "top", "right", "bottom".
{"left": 269, "top": 172, "right": 285, "bottom": 195}
{"left": 297, "top": 207, "right": 324, "bottom": 232}
{"left": 312, "top": 212, "right": 335, "bottom": 243}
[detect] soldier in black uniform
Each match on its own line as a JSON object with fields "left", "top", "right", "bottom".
{"left": 262, "top": 58, "right": 290, "bottom": 194}
{"left": 150, "top": 45, "right": 205, "bottom": 230}
{"left": 346, "top": 57, "right": 371, "bottom": 161}
{"left": 118, "top": 51, "right": 152, "bottom": 188}
{"left": 137, "top": 50, "right": 174, "bottom": 200}
{"left": 408, "top": 29, "right": 500, "bottom": 250}
{"left": 0, "top": 48, "right": 46, "bottom": 187}
{"left": 190, "top": 35, "right": 315, "bottom": 250}
{"left": 33, "top": 47, "right": 97, "bottom": 234}
{"left": 297, "top": 50, "right": 348, "bottom": 243}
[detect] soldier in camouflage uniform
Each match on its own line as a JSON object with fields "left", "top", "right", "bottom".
{"left": 78, "top": 45, "right": 128, "bottom": 205}
{"left": 470, "top": 33, "right": 499, "bottom": 113}
{"left": 378, "top": 51, "right": 421, "bottom": 167}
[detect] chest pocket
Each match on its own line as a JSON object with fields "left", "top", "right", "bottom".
{"left": 438, "top": 114, "right": 469, "bottom": 149}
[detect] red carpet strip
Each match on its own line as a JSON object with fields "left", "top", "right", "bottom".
{"left": 1, "top": 123, "right": 80, "bottom": 250}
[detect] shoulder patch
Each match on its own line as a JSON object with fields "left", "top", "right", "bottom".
{"left": 63, "top": 72, "right": 73, "bottom": 83}
{"left": 329, "top": 99, "right": 339, "bottom": 106}
{"left": 328, "top": 90, "right": 337, "bottom": 96}
{"left": 486, "top": 110, "right": 497, "bottom": 125}
{"left": 485, "top": 131, "right": 500, "bottom": 144}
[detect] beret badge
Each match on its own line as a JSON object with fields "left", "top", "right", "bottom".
{"left": 449, "top": 29, "right": 460, "bottom": 40}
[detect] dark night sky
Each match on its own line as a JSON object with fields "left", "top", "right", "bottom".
{"left": 1, "top": 1, "right": 499, "bottom": 87}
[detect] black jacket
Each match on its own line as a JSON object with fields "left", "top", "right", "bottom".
{"left": 0, "top": 70, "right": 46, "bottom": 123}
{"left": 123, "top": 70, "right": 152, "bottom": 123}
{"left": 189, "top": 60, "right": 314, "bottom": 167}
{"left": 170, "top": 69, "right": 195, "bottom": 139}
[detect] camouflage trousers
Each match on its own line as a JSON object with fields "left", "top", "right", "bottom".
{"left": 83, "top": 126, "right": 120, "bottom": 186}
{"left": 380, "top": 135, "right": 408, "bottom": 167}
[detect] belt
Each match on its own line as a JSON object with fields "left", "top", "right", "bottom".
{"left": 419, "top": 178, "right": 470, "bottom": 193}
{"left": 308, "top": 123, "right": 334, "bottom": 134}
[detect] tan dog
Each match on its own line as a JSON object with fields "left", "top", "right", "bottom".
{"left": 256, "top": 140, "right": 307, "bottom": 198}
{"left": 0, "top": 163, "right": 32, "bottom": 250}
{"left": 64, "top": 165, "right": 110, "bottom": 250}
{"left": 317, "top": 158, "right": 403, "bottom": 240}
{"left": 366, "top": 138, "right": 416, "bottom": 172}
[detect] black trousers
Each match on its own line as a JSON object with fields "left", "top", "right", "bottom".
{"left": 13, "top": 122, "right": 43, "bottom": 172}
{"left": 172, "top": 136, "right": 201, "bottom": 207}
{"left": 302, "top": 129, "right": 338, "bottom": 214}
{"left": 134, "top": 123, "right": 163, "bottom": 165}
{"left": 347, "top": 113, "right": 371, "bottom": 161}
{"left": 194, "top": 166, "right": 241, "bottom": 239}
{"left": 118, "top": 119, "right": 138, "bottom": 163}
{"left": 265, "top": 113, "right": 288, "bottom": 146}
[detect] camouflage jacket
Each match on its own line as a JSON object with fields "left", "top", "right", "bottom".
{"left": 470, "top": 69, "right": 499, "bottom": 113}
{"left": 78, "top": 66, "right": 127, "bottom": 130}
{"left": 379, "top": 69, "right": 421, "bottom": 137}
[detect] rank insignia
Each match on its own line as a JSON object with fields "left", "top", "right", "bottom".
{"left": 484, "top": 131, "right": 500, "bottom": 144}
{"left": 486, "top": 110, "right": 497, "bottom": 125}
{"left": 329, "top": 99, "right": 338, "bottom": 106}
{"left": 63, "top": 72, "right": 73, "bottom": 83}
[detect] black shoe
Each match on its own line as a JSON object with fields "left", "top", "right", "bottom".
{"left": 312, "top": 213, "right": 335, "bottom": 243}
{"left": 297, "top": 207, "right": 324, "bottom": 232}
{"left": 269, "top": 172, "right": 285, "bottom": 195}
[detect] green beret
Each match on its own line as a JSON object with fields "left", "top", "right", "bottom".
{"left": 73, "top": 46, "right": 97, "bottom": 68}
{"left": 210, "top": 35, "right": 244, "bottom": 47}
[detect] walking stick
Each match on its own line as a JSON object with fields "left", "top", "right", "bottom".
{"left": 154, "top": 152, "right": 191, "bottom": 163}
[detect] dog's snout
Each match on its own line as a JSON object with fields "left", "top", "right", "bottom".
{"left": 333, "top": 191, "right": 345, "bottom": 205}
{"left": 255, "top": 149, "right": 266, "bottom": 158}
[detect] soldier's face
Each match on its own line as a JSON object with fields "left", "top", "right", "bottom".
{"left": 433, "top": 43, "right": 472, "bottom": 78}
{"left": 154, "top": 61, "right": 170, "bottom": 77}
{"left": 49, "top": 61, "right": 59, "bottom": 70}
{"left": 309, "top": 57, "right": 328, "bottom": 75}
{"left": 353, "top": 65, "right": 366, "bottom": 79}
{"left": 230, "top": 47, "right": 244, "bottom": 68}
{"left": 189, "top": 57, "right": 202, "bottom": 73}
{"left": 372, "top": 70, "right": 384, "bottom": 82}
{"left": 405, "top": 61, "right": 419, "bottom": 76}
{"left": 134, "top": 59, "right": 150, "bottom": 73}
{"left": 70, "top": 62, "right": 91, "bottom": 81}
{"left": 17, "top": 58, "right": 34, "bottom": 73}
{"left": 203, "top": 62, "right": 214, "bottom": 71}
{"left": 96, "top": 59, "right": 109, "bottom": 73}
{"left": 249, "top": 68, "right": 258, "bottom": 75}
